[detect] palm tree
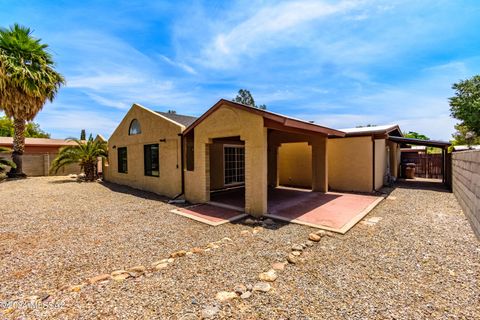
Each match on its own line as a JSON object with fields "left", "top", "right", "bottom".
{"left": 0, "top": 146, "right": 15, "bottom": 174}
{"left": 50, "top": 135, "right": 107, "bottom": 181}
{"left": 0, "top": 24, "right": 65, "bottom": 178}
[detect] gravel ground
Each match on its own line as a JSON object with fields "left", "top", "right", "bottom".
{"left": 0, "top": 177, "right": 478, "bottom": 319}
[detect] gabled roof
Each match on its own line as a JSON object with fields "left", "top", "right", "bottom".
{"left": 155, "top": 111, "right": 197, "bottom": 127}
{"left": 340, "top": 124, "right": 402, "bottom": 137}
{"left": 388, "top": 136, "right": 451, "bottom": 148}
{"left": 0, "top": 137, "right": 77, "bottom": 147}
{"left": 183, "top": 99, "right": 345, "bottom": 137}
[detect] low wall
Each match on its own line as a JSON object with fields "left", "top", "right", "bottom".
{"left": 0, "top": 152, "right": 81, "bottom": 176}
{"left": 452, "top": 150, "right": 480, "bottom": 239}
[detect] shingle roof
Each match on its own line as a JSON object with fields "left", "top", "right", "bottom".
{"left": 155, "top": 111, "right": 198, "bottom": 127}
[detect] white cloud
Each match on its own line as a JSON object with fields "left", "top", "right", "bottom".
{"left": 160, "top": 55, "right": 197, "bottom": 75}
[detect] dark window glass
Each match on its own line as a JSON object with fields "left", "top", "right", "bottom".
{"left": 186, "top": 135, "right": 194, "bottom": 171}
{"left": 118, "top": 147, "right": 128, "bottom": 173}
{"left": 224, "top": 146, "right": 245, "bottom": 185}
{"left": 144, "top": 144, "right": 159, "bottom": 177}
{"left": 129, "top": 119, "right": 141, "bottom": 135}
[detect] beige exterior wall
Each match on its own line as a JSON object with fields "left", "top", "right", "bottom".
{"left": 374, "top": 139, "right": 387, "bottom": 190}
{"left": 184, "top": 103, "right": 268, "bottom": 216}
{"left": 278, "top": 142, "right": 312, "bottom": 188}
{"left": 105, "top": 104, "right": 183, "bottom": 198}
{"left": 452, "top": 150, "right": 480, "bottom": 239}
{"left": 0, "top": 152, "right": 81, "bottom": 176}
{"left": 328, "top": 136, "right": 373, "bottom": 193}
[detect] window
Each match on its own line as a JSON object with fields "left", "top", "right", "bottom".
{"left": 224, "top": 145, "right": 245, "bottom": 185}
{"left": 129, "top": 119, "right": 141, "bottom": 135}
{"left": 185, "top": 135, "right": 194, "bottom": 171}
{"left": 117, "top": 147, "right": 128, "bottom": 173}
{"left": 144, "top": 144, "right": 159, "bottom": 176}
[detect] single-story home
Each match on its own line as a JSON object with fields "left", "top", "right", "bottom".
{"left": 0, "top": 137, "right": 82, "bottom": 176}
{"left": 104, "top": 99, "right": 405, "bottom": 216}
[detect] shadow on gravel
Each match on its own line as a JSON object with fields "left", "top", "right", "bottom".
{"left": 48, "top": 178, "right": 81, "bottom": 184}
{"left": 99, "top": 180, "right": 171, "bottom": 202}
{"left": 394, "top": 179, "right": 450, "bottom": 192}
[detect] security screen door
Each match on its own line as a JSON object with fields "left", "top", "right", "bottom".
{"left": 224, "top": 145, "right": 245, "bottom": 186}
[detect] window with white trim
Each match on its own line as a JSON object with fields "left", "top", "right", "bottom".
{"left": 224, "top": 145, "right": 245, "bottom": 185}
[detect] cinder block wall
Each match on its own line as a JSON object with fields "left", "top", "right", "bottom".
{"left": 452, "top": 150, "right": 480, "bottom": 239}
{"left": 0, "top": 152, "right": 81, "bottom": 176}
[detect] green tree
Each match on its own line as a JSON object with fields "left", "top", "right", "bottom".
{"left": 0, "top": 116, "right": 50, "bottom": 137}
{"left": 233, "top": 89, "right": 267, "bottom": 110}
{"left": 449, "top": 75, "right": 480, "bottom": 135}
{"left": 80, "top": 129, "right": 86, "bottom": 140}
{"left": 50, "top": 135, "right": 107, "bottom": 181}
{"left": 0, "top": 24, "right": 65, "bottom": 178}
{"left": 0, "top": 146, "right": 15, "bottom": 175}
{"left": 404, "top": 131, "right": 429, "bottom": 140}
{"left": 451, "top": 123, "right": 480, "bottom": 146}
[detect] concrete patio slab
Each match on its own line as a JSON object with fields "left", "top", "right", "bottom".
{"left": 171, "top": 204, "right": 247, "bottom": 226}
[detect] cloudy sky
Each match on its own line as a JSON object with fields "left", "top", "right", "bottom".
{"left": 1, "top": 0, "right": 479, "bottom": 140}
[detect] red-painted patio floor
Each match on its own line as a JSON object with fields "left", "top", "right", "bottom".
{"left": 171, "top": 204, "right": 247, "bottom": 226}
{"left": 208, "top": 187, "right": 383, "bottom": 233}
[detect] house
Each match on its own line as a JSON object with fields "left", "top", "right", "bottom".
{"left": 0, "top": 137, "right": 82, "bottom": 176}
{"left": 104, "top": 99, "right": 406, "bottom": 216}
{"left": 104, "top": 103, "right": 197, "bottom": 198}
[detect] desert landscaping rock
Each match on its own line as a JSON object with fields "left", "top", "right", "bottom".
{"left": 234, "top": 284, "right": 247, "bottom": 295}
{"left": 287, "top": 253, "right": 299, "bottom": 264}
{"left": 291, "top": 251, "right": 302, "bottom": 256}
{"left": 240, "top": 291, "right": 252, "bottom": 299}
{"left": 88, "top": 273, "right": 111, "bottom": 284}
{"left": 308, "top": 233, "right": 321, "bottom": 242}
{"left": 154, "top": 263, "right": 169, "bottom": 270}
{"left": 1, "top": 177, "right": 478, "bottom": 319}
{"left": 305, "top": 240, "right": 314, "bottom": 247}
{"left": 201, "top": 305, "right": 220, "bottom": 319}
{"left": 127, "top": 265, "right": 146, "bottom": 273}
{"left": 170, "top": 250, "right": 187, "bottom": 258}
{"left": 253, "top": 282, "right": 272, "bottom": 293}
{"left": 291, "top": 244, "right": 303, "bottom": 251}
{"left": 215, "top": 291, "right": 238, "bottom": 302}
{"left": 258, "top": 269, "right": 278, "bottom": 282}
{"left": 272, "top": 262, "right": 287, "bottom": 271}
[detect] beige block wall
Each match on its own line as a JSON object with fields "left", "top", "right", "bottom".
{"left": 184, "top": 104, "right": 268, "bottom": 216}
{"left": 1, "top": 152, "right": 81, "bottom": 176}
{"left": 375, "top": 139, "right": 387, "bottom": 190}
{"left": 278, "top": 142, "right": 312, "bottom": 188}
{"left": 452, "top": 150, "right": 480, "bottom": 239}
{"left": 105, "top": 104, "right": 183, "bottom": 198}
{"left": 328, "top": 136, "right": 373, "bottom": 192}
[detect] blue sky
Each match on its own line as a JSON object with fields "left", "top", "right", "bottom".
{"left": 1, "top": 0, "right": 480, "bottom": 140}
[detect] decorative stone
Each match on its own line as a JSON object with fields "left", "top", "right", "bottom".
{"left": 287, "top": 253, "right": 298, "bottom": 264}
{"left": 155, "top": 263, "right": 168, "bottom": 270}
{"left": 244, "top": 218, "right": 256, "bottom": 225}
{"left": 69, "top": 284, "right": 83, "bottom": 292}
{"left": 111, "top": 270, "right": 128, "bottom": 277}
{"left": 222, "top": 237, "right": 233, "bottom": 243}
{"left": 151, "top": 259, "right": 169, "bottom": 267}
{"left": 305, "top": 240, "right": 314, "bottom": 247}
{"left": 215, "top": 291, "right": 238, "bottom": 302}
{"left": 292, "top": 244, "right": 303, "bottom": 251}
{"left": 127, "top": 265, "right": 146, "bottom": 273}
{"left": 240, "top": 291, "right": 252, "bottom": 299}
{"left": 234, "top": 284, "right": 247, "bottom": 295}
{"left": 291, "top": 251, "right": 302, "bottom": 256}
{"left": 112, "top": 273, "right": 130, "bottom": 281}
{"left": 88, "top": 273, "right": 111, "bottom": 284}
{"left": 308, "top": 233, "right": 321, "bottom": 242}
{"left": 258, "top": 269, "right": 278, "bottom": 282}
{"left": 170, "top": 250, "right": 187, "bottom": 258}
{"left": 201, "top": 305, "right": 220, "bottom": 318}
{"left": 272, "top": 262, "right": 286, "bottom": 271}
{"left": 191, "top": 247, "right": 203, "bottom": 254}
{"left": 246, "top": 284, "right": 253, "bottom": 291}
{"left": 207, "top": 243, "right": 220, "bottom": 249}
{"left": 167, "top": 258, "right": 175, "bottom": 263}
{"left": 240, "top": 230, "right": 251, "bottom": 236}
{"left": 252, "top": 226, "right": 264, "bottom": 234}
{"left": 253, "top": 282, "right": 271, "bottom": 292}
{"left": 315, "top": 230, "right": 327, "bottom": 237}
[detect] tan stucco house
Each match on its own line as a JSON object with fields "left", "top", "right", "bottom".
{"left": 104, "top": 100, "right": 403, "bottom": 216}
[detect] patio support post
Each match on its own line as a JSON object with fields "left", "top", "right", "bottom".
{"left": 244, "top": 127, "right": 268, "bottom": 217}
{"left": 267, "top": 143, "right": 279, "bottom": 188}
{"left": 311, "top": 135, "right": 328, "bottom": 192}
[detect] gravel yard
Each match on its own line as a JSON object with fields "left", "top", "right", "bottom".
{"left": 0, "top": 177, "right": 478, "bottom": 319}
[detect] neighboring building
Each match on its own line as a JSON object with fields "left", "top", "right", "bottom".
{"left": 104, "top": 103, "right": 197, "bottom": 198}
{"left": 0, "top": 137, "right": 81, "bottom": 176}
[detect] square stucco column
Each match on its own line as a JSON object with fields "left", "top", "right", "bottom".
{"left": 244, "top": 128, "right": 268, "bottom": 217}
{"left": 311, "top": 135, "right": 328, "bottom": 192}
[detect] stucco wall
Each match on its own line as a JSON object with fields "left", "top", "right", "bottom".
{"left": 0, "top": 152, "right": 81, "bottom": 176}
{"left": 184, "top": 103, "right": 268, "bottom": 216}
{"left": 452, "top": 150, "right": 480, "bottom": 239}
{"left": 328, "top": 136, "right": 373, "bottom": 192}
{"left": 278, "top": 142, "right": 312, "bottom": 188}
{"left": 375, "top": 139, "right": 387, "bottom": 190}
{"left": 105, "top": 104, "right": 183, "bottom": 198}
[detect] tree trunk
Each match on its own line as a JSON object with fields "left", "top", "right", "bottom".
{"left": 8, "top": 118, "right": 27, "bottom": 178}
{"left": 84, "top": 162, "right": 95, "bottom": 182}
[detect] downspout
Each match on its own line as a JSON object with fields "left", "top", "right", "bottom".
{"left": 171, "top": 133, "right": 185, "bottom": 201}
{"left": 372, "top": 134, "right": 376, "bottom": 192}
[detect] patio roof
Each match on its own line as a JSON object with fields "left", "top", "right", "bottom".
{"left": 182, "top": 99, "right": 345, "bottom": 137}
{"left": 388, "top": 136, "right": 451, "bottom": 148}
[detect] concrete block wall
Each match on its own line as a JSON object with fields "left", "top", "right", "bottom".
{"left": 452, "top": 150, "right": 480, "bottom": 239}
{"left": 0, "top": 152, "right": 81, "bottom": 176}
